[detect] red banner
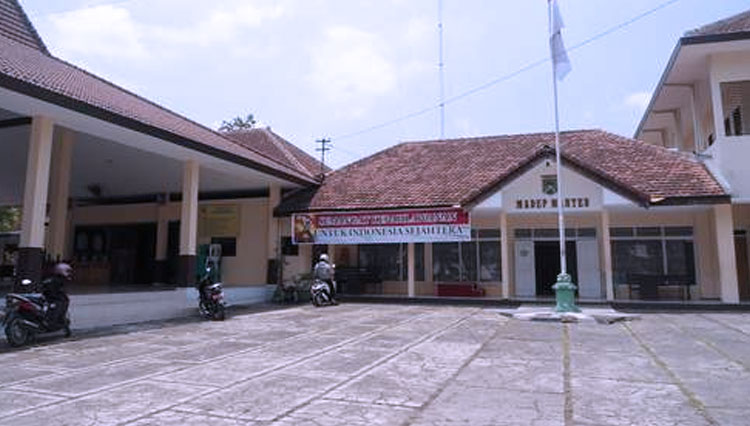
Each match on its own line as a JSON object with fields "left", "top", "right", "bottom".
{"left": 292, "top": 208, "right": 470, "bottom": 244}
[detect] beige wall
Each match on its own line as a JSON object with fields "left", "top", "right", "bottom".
{"left": 71, "top": 198, "right": 272, "bottom": 286}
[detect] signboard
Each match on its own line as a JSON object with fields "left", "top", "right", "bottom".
{"left": 199, "top": 204, "right": 240, "bottom": 237}
{"left": 292, "top": 208, "right": 471, "bottom": 244}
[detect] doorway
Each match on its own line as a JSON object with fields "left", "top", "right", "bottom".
{"left": 534, "top": 241, "right": 577, "bottom": 296}
{"left": 735, "top": 231, "right": 750, "bottom": 301}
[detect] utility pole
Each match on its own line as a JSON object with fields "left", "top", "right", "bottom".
{"left": 315, "top": 138, "right": 331, "bottom": 181}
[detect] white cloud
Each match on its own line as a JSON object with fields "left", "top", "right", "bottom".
{"left": 150, "top": 3, "right": 285, "bottom": 47}
{"left": 307, "top": 26, "right": 397, "bottom": 118}
{"left": 45, "top": 2, "right": 285, "bottom": 60}
{"left": 404, "top": 17, "right": 433, "bottom": 46}
{"left": 625, "top": 91, "right": 651, "bottom": 113}
{"left": 49, "top": 5, "right": 146, "bottom": 60}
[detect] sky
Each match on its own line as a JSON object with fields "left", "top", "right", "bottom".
{"left": 20, "top": 0, "right": 750, "bottom": 169}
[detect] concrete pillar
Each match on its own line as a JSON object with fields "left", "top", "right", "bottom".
{"left": 407, "top": 242, "right": 415, "bottom": 297}
{"left": 266, "top": 184, "right": 281, "bottom": 284}
{"left": 714, "top": 204, "right": 740, "bottom": 303}
{"left": 179, "top": 160, "right": 199, "bottom": 286}
{"left": 601, "top": 210, "right": 615, "bottom": 301}
{"left": 500, "top": 212, "right": 510, "bottom": 299}
{"left": 17, "top": 116, "right": 54, "bottom": 288}
{"left": 47, "top": 128, "right": 74, "bottom": 261}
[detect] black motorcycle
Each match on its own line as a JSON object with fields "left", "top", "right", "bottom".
{"left": 197, "top": 266, "right": 226, "bottom": 321}
{"left": 3, "top": 279, "right": 71, "bottom": 347}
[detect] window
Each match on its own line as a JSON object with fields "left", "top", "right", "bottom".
{"left": 610, "top": 226, "right": 696, "bottom": 285}
{"left": 720, "top": 81, "right": 750, "bottom": 136}
{"left": 433, "top": 230, "right": 501, "bottom": 282}
{"left": 281, "top": 237, "right": 298, "bottom": 256}
{"left": 359, "top": 243, "right": 424, "bottom": 281}
{"left": 211, "top": 237, "right": 236, "bottom": 257}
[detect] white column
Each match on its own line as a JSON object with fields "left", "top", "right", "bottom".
{"left": 180, "top": 160, "right": 199, "bottom": 256}
{"left": 47, "top": 128, "right": 74, "bottom": 260}
{"left": 407, "top": 242, "right": 415, "bottom": 297}
{"left": 500, "top": 212, "right": 510, "bottom": 299}
{"left": 601, "top": 210, "right": 615, "bottom": 301}
{"left": 20, "top": 116, "right": 54, "bottom": 249}
{"left": 267, "top": 184, "right": 281, "bottom": 260}
{"left": 714, "top": 204, "right": 740, "bottom": 303}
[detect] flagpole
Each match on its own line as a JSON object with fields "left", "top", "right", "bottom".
{"left": 549, "top": 0, "right": 566, "bottom": 277}
{"left": 548, "top": 0, "right": 578, "bottom": 312}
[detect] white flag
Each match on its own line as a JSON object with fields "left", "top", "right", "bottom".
{"left": 549, "top": 0, "right": 571, "bottom": 80}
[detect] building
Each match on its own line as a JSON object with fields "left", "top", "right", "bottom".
{"left": 276, "top": 130, "right": 739, "bottom": 303}
{"left": 277, "top": 10, "right": 750, "bottom": 305}
{"left": 1, "top": 0, "right": 749, "bottom": 320}
{"left": 0, "top": 0, "right": 324, "bottom": 324}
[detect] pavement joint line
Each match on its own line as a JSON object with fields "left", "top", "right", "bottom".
{"left": 698, "top": 313, "right": 750, "bottom": 338}
{"left": 402, "top": 315, "right": 511, "bottom": 425}
{"left": 622, "top": 322, "right": 719, "bottom": 426}
{"left": 265, "top": 308, "right": 484, "bottom": 424}
{"left": 319, "top": 396, "right": 423, "bottom": 410}
{"left": 562, "top": 324, "right": 574, "bottom": 426}
{"left": 660, "top": 315, "right": 749, "bottom": 372}
{"left": 121, "top": 306, "right": 449, "bottom": 424}
{"left": 0, "top": 306, "right": 418, "bottom": 422}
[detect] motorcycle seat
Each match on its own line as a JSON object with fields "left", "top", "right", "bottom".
{"left": 8, "top": 293, "right": 45, "bottom": 304}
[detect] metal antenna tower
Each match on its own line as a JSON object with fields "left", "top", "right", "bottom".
{"left": 438, "top": 0, "right": 445, "bottom": 139}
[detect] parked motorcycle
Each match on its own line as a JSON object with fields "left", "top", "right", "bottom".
{"left": 197, "top": 265, "right": 226, "bottom": 321}
{"left": 3, "top": 279, "right": 71, "bottom": 347}
{"left": 310, "top": 279, "right": 337, "bottom": 307}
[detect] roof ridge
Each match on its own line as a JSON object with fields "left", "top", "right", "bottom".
{"left": 264, "top": 128, "right": 314, "bottom": 177}
{"left": 221, "top": 129, "right": 322, "bottom": 177}
{"left": 4, "top": 0, "right": 49, "bottom": 54}
{"left": 685, "top": 9, "right": 750, "bottom": 37}
{"left": 400, "top": 129, "right": 602, "bottom": 145}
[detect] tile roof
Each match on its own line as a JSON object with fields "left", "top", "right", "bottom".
{"left": 276, "top": 130, "right": 727, "bottom": 215}
{"left": 686, "top": 9, "right": 750, "bottom": 37}
{"left": 222, "top": 128, "right": 329, "bottom": 180}
{"left": 0, "top": 0, "right": 47, "bottom": 54}
{"left": 0, "top": 20, "right": 315, "bottom": 185}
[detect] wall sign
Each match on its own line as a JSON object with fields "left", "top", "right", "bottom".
{"left": 292, "top": 208, "right": 471, "bottom": 245}
{"left": 515, "top": 197, "right": 590, "bottom": 210}
{"left": 199, "top": 204, "right": 240, "bottom": 237}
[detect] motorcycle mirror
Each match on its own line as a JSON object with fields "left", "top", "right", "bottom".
{"left": 21, "top": 279, "right": 32, "bottom": 286}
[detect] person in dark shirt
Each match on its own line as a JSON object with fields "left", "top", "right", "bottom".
{"left": 42, "top": 263, "right": 71, "bottom": 327}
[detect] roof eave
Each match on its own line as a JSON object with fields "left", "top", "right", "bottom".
{"left": 635, "top": 31, "right": 750, "bottom": 139}
{"left": 462, "top": 149, "right": 652, "bottom": 210}
{"left": 0, "top": 73, "right": 317, "bottom": 187}
{"left": 634, "top": 38, "right": 685, "bottom": 138}
{"left": 650, "top": 194, "right": 731, "bottom": 207}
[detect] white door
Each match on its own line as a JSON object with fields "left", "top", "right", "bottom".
{"left": 515, "top": 240, "right": 536, "bottom": 297}
{"left": 576, "top": 239, "right": 602, "bottom": 299}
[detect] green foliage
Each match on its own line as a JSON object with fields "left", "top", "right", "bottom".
{"left": 0, "top": 206, "right": 20, "bottom": 232}
{"left": 219, "top": 114, "right": 257, "bottom": 132}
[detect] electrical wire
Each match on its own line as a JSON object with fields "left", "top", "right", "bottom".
{"left": 331, "top": 0, "right": 682, "bottom": 142}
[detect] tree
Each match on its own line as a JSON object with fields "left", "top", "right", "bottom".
{"left": 219, "top": 114, "right": 257, "bottom": 132}
{"left": 0, "top": 206, "right": 21, "bottom": 233}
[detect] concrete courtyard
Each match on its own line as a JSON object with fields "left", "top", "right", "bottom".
{"left": 0, "top": 304, "right": 748, "bottom": 425}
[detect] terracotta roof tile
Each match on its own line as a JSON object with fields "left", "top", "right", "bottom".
{"left": 276, "top": 130, "right": 727, "bottom": 214}
{"left": 686, "top": 9, "right": 750, "bottom": 37}
{"left": 223, "top": 128, "right": 328, "bottom": 180}
{"left": 0, "top": 0, "right": 47, "bottom": 54}
{"left": 0, "top": 31, "right": 315, "bottom": 185}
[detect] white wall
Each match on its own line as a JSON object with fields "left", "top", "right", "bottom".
{"left": 707, "top": 52, "right": 750, "bottom": 199}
